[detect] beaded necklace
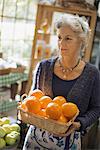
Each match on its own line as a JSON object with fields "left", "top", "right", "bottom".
{"left": 59, "top": 58, "right": 80, "bottom": 79}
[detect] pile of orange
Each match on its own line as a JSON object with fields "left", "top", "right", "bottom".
{"left": 20, "top": 89, "right": 79, "bottom": 124}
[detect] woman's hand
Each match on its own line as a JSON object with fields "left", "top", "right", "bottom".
{"left": 53, "top": 122, "right": 81, "bottom": 137}
{"left": 65, "top": 122, "right": 81, "bottom": 137}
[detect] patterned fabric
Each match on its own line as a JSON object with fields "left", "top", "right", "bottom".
{"left": 69, "top": 132, "right": 81, "bottom": 150}
{"left": 0, "top": 73, "right": 28, "bottom": 87}
{"left": 23, "top": 126, "right": 81, "bottom": 150}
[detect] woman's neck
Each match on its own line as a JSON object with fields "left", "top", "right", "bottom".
{"left": 59, "top": 56, "right": 79, "bottom": 69}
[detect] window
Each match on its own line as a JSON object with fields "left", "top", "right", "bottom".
{"left": 0, "top": 0, "right": 39, "bottom": 68}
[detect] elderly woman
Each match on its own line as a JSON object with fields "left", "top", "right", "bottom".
{"left": 23, "top": 14, "right": 100, "bottom": 150}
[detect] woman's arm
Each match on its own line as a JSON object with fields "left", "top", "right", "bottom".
{"left": 30, "top": 62, "right": 42, "bottom": 91}
{"left": 76, "top": 69, "right": 100, "bottom": 131}
{"left": 62, "top": 69, "right": 100, "bottom": 136}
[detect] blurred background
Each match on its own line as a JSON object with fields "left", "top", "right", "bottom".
{"left": 0, "top": 0, "right": 100, "bottom": 149}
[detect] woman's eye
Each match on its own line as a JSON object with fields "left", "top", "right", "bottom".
{"left": 58, "top": 36, "right": 72, "bottom": 41}
{"left": 58, "top": 36, "right": 62, "bottom": 40}
{"left": 65, "top": 37, "right": 72, "bottom": 40}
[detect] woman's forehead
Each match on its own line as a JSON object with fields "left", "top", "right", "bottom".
{"left": 57, "top": 26, "right": 77, "bottom": 36}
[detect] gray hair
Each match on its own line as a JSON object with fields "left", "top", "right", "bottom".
{"left": 55, "top": 14, "right": 90, "bottom": 36}
{"left": 55, "top": 14, "right": 91, "bottom": 50}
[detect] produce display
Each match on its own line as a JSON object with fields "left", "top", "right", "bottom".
{"left": 0, "top": 117, "right": 20, "bottom": 149}
{"left": 18, "top": 89, "right": 79, "bottom": 134}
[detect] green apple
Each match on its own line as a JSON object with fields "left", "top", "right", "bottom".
{"left": 10, "top": 123, "right": 20, "bottom": 132}
{"left": 10, "top": 131, "right": 20, "bottom": 140}
{"left": 5, "top": 133, "right": 16, "bottom": 145}
{"left": 0, "top": 138, "right": 6, "bottom": 149}
{"left": 2, "top": 124, "right": 12, "bottom": 134}
{"left": 0, "top": 118, "right": 3, "bottom": 126}
{"left": 0, "top": 127, "right": 6, "bottom": 137}
{"left": 2, "top": 117, "right": 10, "bottom": 125}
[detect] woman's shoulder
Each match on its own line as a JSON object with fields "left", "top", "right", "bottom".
{"left": 86, "top": 62, "right": 100, "bottom": 77}
{"left": 40, "top": 57, "right": 58, "bottom": 66}
{"left": 86, "top": 62, "right": 99, "bottom": 72}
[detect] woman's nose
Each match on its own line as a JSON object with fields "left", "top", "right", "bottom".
{"left": 60, "top": 39, "right": 66, "bottom": 46}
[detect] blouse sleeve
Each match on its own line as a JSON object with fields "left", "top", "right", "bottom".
{"left": 77, "top": 69, "right": 100, "bottom": 131}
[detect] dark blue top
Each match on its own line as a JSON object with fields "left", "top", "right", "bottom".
{"left": 52, "top": 73, "right": 78, "bottom": 99}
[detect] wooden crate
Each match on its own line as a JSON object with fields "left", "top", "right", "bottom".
{"left": 0, "top": 68, "right": 10, "bottom": 75}
{"left": 10, "top": 66, "right": 25, "bottom": 73}
{"left": 0, "top": 66, "right": 25, "bottom": 75}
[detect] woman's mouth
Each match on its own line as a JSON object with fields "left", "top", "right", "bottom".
{"left": 61, "top": 49, "right": 68, "bottom": 51}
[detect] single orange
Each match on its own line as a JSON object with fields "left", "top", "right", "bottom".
{"left": 53, "top": 96, "right": 66, "bottom": 106}
{"left": 25, "top": 96, "right": 41, "bottom": 114}
{"left": 39, "top": 96, "right": 52, "bottom": 109}
{"left": 62, "top": 102, "right": 79, "bottom": 119}
{"left": 58, "top": 114, "right": 69, "bottom": 123}
{"left": 37, "top": 109, "right": 46, "bottom": 117}
{"left": 46, "top": 102, "right": 62, "bottom": 120}
{"left": 29, "top": 89, "right": 44, "bottom": 100}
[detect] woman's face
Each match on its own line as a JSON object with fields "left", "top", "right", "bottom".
{"left": 57, "top": 25, "right": 82, "bottom": 58}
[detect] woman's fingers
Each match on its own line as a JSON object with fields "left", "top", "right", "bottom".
{"left": 65, "top": 122, "right": 81, "bottom": 137}
{"left": 65, "top": 126, "right": 75, "bottom": 137}
{"left": 72, "top": 122, "right": 81, "bottom": 129}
